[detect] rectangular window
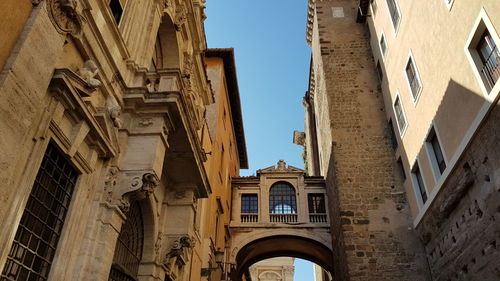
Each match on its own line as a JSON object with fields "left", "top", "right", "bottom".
{"left": 388, "top": 119, "right": 398, "bottom": 150}
{"left": 1, "top": 143, "right": 78, "bottom": 281}
{"left": 371, "top": 0, "right": 378, "bottom": 15}
{"left": 405, "top": 56, "right": 422, "bottom": 101}
{"left": 385, "top": 0, "right": 401, "bottom": 31}
{"left": 241, "top": 194, "right": 258, "bottom": 214}
{"left": 109, "top": 0, "right": 124, "bottom": 25}
{"left": 308, "top": 194, "right": 326, "bottom": 214}
{"left": 397, "top": 157, "right": 406, "bottom": 181}
{"left": 412, "top": 163, "right": 427, "bottom": 205}
{"left": 393, "top": 94, "right": 407, "bottom": 135}
{"left": 380, "top": 33, "right": 387, "bottom": 58}
{"left": 476, "top": 31, "right": 500, "bottom": 90}
{"left": 376, "top": 60, "right": 383, "bottom": 82}
{"left": 426, "top": 127, "right": 446, "bottom": 175}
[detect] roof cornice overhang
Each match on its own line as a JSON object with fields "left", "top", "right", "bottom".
{"left": 205, "top": 48, "right": 248, "bottom": 169}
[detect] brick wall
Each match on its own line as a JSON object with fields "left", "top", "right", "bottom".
{"left": 310, "top": 1, "right": 430, "bottom": 280}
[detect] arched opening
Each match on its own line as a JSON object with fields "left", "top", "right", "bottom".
{"left": 150, "top": 15, "right": 180, "bottom": 71}
{"left": 269, "top": 182, "right": 297, "bottom": 214}
{"left": 109, "top": 201, "right": 144, "bottom": 281}
{"left": 233, "top": 236, "right": 333, "bottom": 281}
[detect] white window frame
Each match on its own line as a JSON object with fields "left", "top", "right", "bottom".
{"left": 385, "top": 0, "right": 401, "bottom": 35}
{"left": 371, "top": 0, "right": 378, "bottom": 17}
{"left": 444, "top": 0, "right": 455, "bottom": 11}
{"left": 424, "top": 122, "right": 448, "bottom": 183}
{"left": 379, "top": 31, "right": 387, "bottom": 59}
{"left": 410, "top": 158, "right": 428, "bottom": 210}
{"left": 404, "top": 51, "right": 424, "bottom": 106}
{"left": 464, "top": 8, "right": 500, "bottom": 100}
{"left": 392, "top": 91, "right": 407, "bottom": 137}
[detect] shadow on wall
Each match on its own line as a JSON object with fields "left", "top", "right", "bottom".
{"left": 232, "top": 235, "right": 333, "bottom": 281}
{"left": 414, "top": 80, "right": 500, "bottom": 281}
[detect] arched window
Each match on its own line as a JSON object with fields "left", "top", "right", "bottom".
{"left": 269, "top": 182, "right": 297, "bottom": 214}
{"left": 109, "top": 201, "right": 144, "bottom": 281}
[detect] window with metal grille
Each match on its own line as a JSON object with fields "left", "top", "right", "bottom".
{"left": 109, "top": 201, "right": 144, "bottom": 281}
{"left": 476, "top": 30, "right": 500, "bottom": 89}
{"left": 241, "top": 194, "right": 258, "bottom": 214}
{"left": 393, "top": 95, "right": 407, "bottom": 134}
{"left": 307, "top": 194, "right": 326, "bottom": 214}
{"left": 405, "top": 57, "right": 422, "bottom": 101}
{"left": 1, "top": 143, "right": 78, "bottom": 281}
{"left": 269, "top": 182, "right": 297, "bottom": 214}
{"left": 412, "top": 163, "right": 427, "bottom": 205}
{"left": 385, "top": 0, "right": 400, "bottom": 30}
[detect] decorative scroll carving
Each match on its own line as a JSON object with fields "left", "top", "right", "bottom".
{"left": 174, "top": 4, "right": 187, "bottom": 31}
{"left": 142, "top": 173, "right": 160, "bottom": 195}
{"left": 47, "top": 0, "right": 83, "bottom": 37}
{"left": 78, "top": 60, "right": 101, "bottom": 89}
{"left": 163, "top": 236, "right": 195, "bottom": 280}
{"left": 107, "top": 171, "right": 160, "bottom": 212}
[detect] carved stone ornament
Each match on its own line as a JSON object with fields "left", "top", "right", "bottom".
{"left": 103, "top": 166, "right": 119, "bottom": 203}
{"left": 108, "top": 106, "right": 123, "bottom": 128}
{"left": 141, "top": 173, "right": 160, "bottom": 196}
{"left": 154, "top": 232, "right": 164, "bottom": 263}
{"left": 32, "top": 0, "right": 43, "bottom": 5}
{"left": 108, "top": 172, "right": 160, "bottom": 213}
{"left": 78, "top": 60, "right": 102, "bottom": 89}
{"left": 174, "top": 4, "right": 187, "bottom": 31}
{"left": 277, "top": 160, "right": 287, "bottom": 171}
{"left": 47, "top": 0, "right": 83, "bottom": 37}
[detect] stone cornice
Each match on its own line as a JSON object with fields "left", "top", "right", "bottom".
{"left": 306, "top": 0, "right": 315, "bottom": 45}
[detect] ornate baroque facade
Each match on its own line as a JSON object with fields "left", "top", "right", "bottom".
{"left": 0, "top": 1, "right": 246, "bottom": 281}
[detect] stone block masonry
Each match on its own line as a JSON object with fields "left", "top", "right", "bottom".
{"left": 416, "top": 103, "right": 500, "bottom": 281}
{"left": 309, "top": 1, "right": 430, "bottom": 280}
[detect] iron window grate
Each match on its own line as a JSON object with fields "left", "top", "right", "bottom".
{"left": 109, "top": 201, "right": 143, "bottom": 281}
{"left": 1, "top": 143, "right": 78, "bottom": 281}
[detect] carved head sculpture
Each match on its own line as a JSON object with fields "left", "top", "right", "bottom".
{"left": 60, "top": 0, "right": 78, "bottom": 17}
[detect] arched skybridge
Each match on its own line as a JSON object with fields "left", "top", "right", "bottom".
{"left": 228, "top": 160, "right": 333, "bottom": 280}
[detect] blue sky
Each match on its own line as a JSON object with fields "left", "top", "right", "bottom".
{"left": 204, "top": 0, "right": 310, "bottom": 176}
{"left": 204, "top": 1, "right": 315, "bottom": 280}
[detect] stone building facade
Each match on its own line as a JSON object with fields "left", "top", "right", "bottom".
{"left": 248, "top": 257, "right": 294, "bottom": 281}
{"left": 302, "top": 0, "right": 500, "bottom": 280}
{"left": 0, "top": 1, "right": 247, "bottom": 281}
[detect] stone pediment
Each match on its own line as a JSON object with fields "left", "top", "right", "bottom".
{"left": 257, "top": 160, "right": 305, "bottom": 174}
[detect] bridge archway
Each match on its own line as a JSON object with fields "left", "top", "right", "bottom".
{"left": 231, "top": 235, "right": 333, "bottom": 281}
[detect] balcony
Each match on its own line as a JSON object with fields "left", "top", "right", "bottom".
{"left": 241, "top": 214, "right": 258, "bottom": 223}
{"left": 309, "top": 214, "right": 328, "bottom": 223}
{"left": 269, "top": 214, "right": 298, "bottom": 223}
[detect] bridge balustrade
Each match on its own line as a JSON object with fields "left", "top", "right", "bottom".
{"left": 240, "top": 214, "right": 258, "bottom": 223}
{"left": 269, "top": 214, "right": 298, "bottom": 223}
